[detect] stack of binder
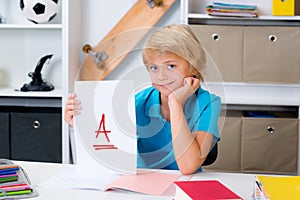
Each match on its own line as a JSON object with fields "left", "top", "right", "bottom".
{"left": 254, "top": 175, "right": 300, "bottom": 200}
{"left": 206, "top": 2, "right": 258, "bottom": 18}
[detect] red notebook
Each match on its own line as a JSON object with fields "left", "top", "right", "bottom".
{"left": 174, "top": 180, "right": 243, "bottom": 200}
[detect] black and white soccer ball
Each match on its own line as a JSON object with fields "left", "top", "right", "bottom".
{"left": 19, "top": 0, "right": 61, "bottom": 24}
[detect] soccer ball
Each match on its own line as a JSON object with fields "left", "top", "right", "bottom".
{"left": 19, "top": 0, "right": 61, "bottom": 24}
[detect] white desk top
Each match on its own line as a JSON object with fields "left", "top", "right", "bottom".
{"left": 15, "top": 161, "right": 255, "bottom": 200}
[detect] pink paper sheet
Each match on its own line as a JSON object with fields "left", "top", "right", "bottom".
{"left": 105, "top": 170, "right": 180, "bottom": 196}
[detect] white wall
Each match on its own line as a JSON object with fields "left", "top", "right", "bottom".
{"left": 81, "top": 0, "right": 181, "bottom": 82}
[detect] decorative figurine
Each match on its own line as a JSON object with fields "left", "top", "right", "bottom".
{"left": 20, "top": 54, "right": 54, "bottom": 92}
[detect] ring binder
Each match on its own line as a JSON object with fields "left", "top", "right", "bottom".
{"left": 272, "top": 0, "right": 295, "bottom": 16}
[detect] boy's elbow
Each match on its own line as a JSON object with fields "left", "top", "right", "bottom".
{"left": 178, "top": 158, "right": 206, "bottom": 175}
{"left": 178, "top": 164, "right": 199, "bottom": 175}
{"left": 180, "top": 169, "right": 195, "bottom": 175}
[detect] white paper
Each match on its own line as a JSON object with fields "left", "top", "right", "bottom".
{"left": 39, "top": 128, "right": 122, "bottom": 190}
{"left": 39, "top": 164, "right": 120, "bottom": 191}
{"left": 40, "top": 80, "right": 137, "bottom": 190}
{"left": 74, "top": 80, "right": 137, "bottom": 174}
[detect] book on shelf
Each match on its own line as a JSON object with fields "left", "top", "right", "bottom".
{"left": 206, "top": 2, "right": 258, "bottom": 18}
{"left": 174, "top": 180, "right": 243, "bottom": 200}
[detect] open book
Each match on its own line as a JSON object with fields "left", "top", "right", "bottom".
{"left": 105, "top": 170, "right": 180, "bottom": 196}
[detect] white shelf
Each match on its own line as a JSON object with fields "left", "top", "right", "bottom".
{"left": 0, "top": 24, "right": 62, "bottom": 29}
{"left": 187, "top": 14, "right": 300, "bottom": 26}
{"left": 188, "top": 13, "right": 300, "bottom": 21}
{"left": 0, "top": 86, "right": 63, "bottom": 97}
{"left": 203, "top": 82, "right": 300, "bottom": 106}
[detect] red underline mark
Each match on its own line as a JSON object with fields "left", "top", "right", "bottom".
{"left": 93, "top": 144, "right": 118, "bottom": 150}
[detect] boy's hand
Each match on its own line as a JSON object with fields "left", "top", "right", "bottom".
{"left": 168, "top": 77, "right": 200, "bottom": 107}
{"left": 64, "top": 93, "right": 82, "bottom": 127}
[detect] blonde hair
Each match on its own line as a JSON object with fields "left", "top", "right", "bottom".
{"left": 142, "top": 24, "right": 206, "bottom": 82}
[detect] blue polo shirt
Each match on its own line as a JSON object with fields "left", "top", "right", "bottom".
{"left": 135, "top": 86, "right": 221, "bottom": 171}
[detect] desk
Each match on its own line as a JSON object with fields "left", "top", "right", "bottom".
{"left": 16, "top": 161, "right": 255, "bottom": 199}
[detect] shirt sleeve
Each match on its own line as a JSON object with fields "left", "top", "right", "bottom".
{"left": 196, "top": 94, "right": 221, "bottom": 139}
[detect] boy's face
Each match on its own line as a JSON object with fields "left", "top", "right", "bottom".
{"left": 146, "top": 52, "right": 193, "bottom": 97}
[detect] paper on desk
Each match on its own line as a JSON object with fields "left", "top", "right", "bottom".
{"left": 39, "top": 165, "right": 120, "bottom": 190}
{"left": 39, "top": 131, "right": 121, "bottom": 190}
{"left": 105, "top": 170, "right": 180, "bottom": 196}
